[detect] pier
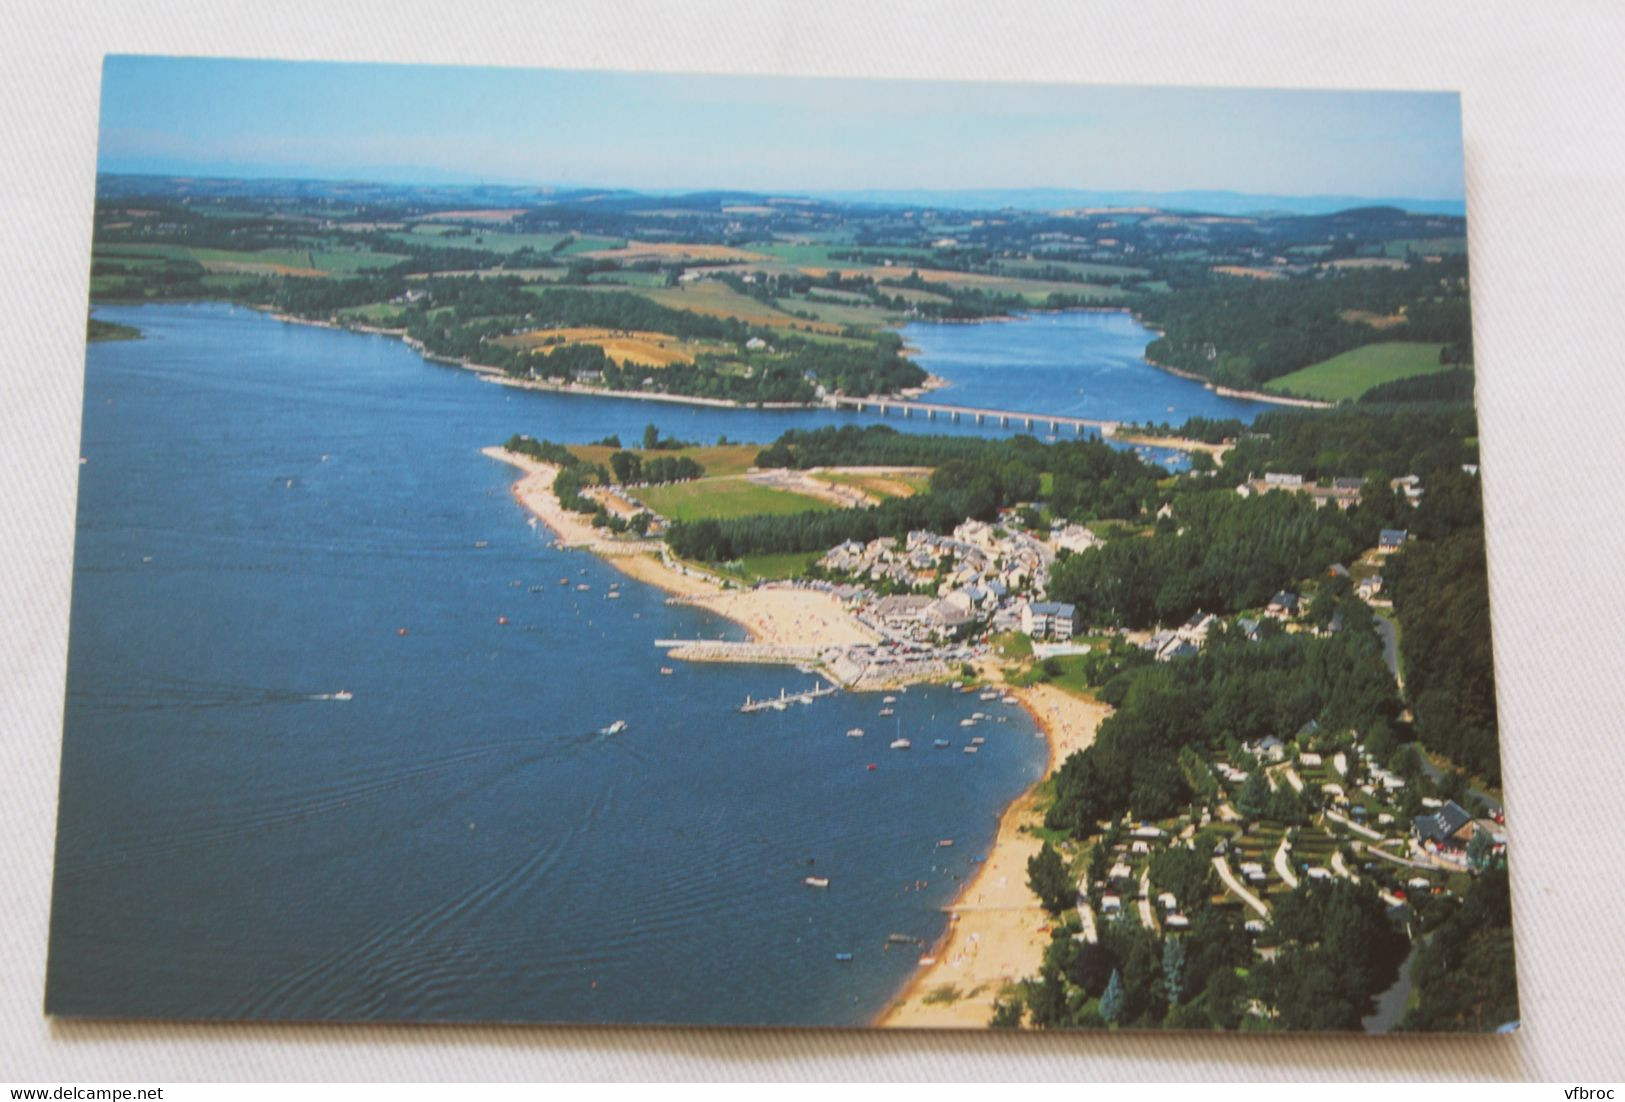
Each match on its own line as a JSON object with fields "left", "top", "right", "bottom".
{"left": 737, "top": 683, "right": 840, "bottom": 713}
{"left": 829, "top": 395, "right": 1121, "bottom": 436}
{"left": 654, "top": 639, "right": 829, "bottom": 666}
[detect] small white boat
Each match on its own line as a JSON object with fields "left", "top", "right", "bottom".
{"left": 606, "top": 591, "right": 621, "bottom": 599}
{"left": 601, "top": 720, "right": 627, "bottom": 736}
{"left": 878, "top": 707, "right": 894, "bottom": 717}
{"left": 474, "top": 540, "right": 488, "bottom": 549}
{"left": 1001, "top": 695, "right": 1018, "bottom": 705}
{"left": 882, "top": 696, "right": 897, "bottom": 704}
{"left": 846, "top": 727, "right": 865, "bottom": 738}
{"left": 979, "top": 690, "right": 999, "bottom": 701}
{"left": 890, "top": 738, "right": 912, "bottom": 750}
{"left": 932, "top": 738, "right": 951, "bottom": 748}
{"left": 937, "top": 839, "right": 955, "bottom": 848}
{"left": 576, "top": 583, "right": 591, "bottom": 591}
{"left": 959, "top": 718, "right": 977, "bottom": 728}
{"left": 660, "top": 667, "right": 674, "bottom": 676}
{"left": 331, "top": 690, "right": 353, "bottom": 702}
{"left": 973, "top": 712, "right": 988, "bottom": 721}
{"left": 970, "top": 736, "right": 985, "bottom": 746}
{"left": 963, "top": 745, "right": 979, "bottom": 754}
{"left": 804, "top": 876, "right": 830, "bottom": 889}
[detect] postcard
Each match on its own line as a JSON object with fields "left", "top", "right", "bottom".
{"left": 50, "top": 56, "right": 1515, "bottom": 1032}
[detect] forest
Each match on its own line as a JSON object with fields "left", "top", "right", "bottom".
{"left": 1135, "top": 258, "right": 1473, "bottom": 390}
{"left": 665, "top": 428, "right": 1166, "bottom": 562}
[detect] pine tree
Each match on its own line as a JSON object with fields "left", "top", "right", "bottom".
{"left": 1100, "top": 968, "right": 1125, "bottom": 1025}
{"left": 1162, "top": 937, "right": 1187, "bottom": 1007}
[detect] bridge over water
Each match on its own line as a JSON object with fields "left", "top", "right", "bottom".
{"left": 828, "top": 395, "right": 1121, "bottom": 436}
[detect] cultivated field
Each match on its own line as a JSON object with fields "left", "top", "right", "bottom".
{"left": 495, "top": 327, "right": 728, "bottom": 367}
{"left": 1265, "top": 341, "right": 1451, "bottom": 402}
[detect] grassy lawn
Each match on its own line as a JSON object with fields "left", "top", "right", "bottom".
{"left": 641, "top": 283, "right": 845, "bottom": 334}
{"left": 991, "top": 632, "right": 1034, "bottom": 661}
{"left": 635, "top": 476, "right": 836, "bottom": 522}
{"left": 779, "top": 294, "right": 906, "bottom": 328}
{"left": 337, "top": 302, "right": 407, "bottom": 324}
{"left": 587, "top": 269, "right": 670, "bottom": 288}
{"left": 1264, "top": 342, "right": 1450, "bottom": 402}
{"left": 718, "top": 550, "right": 823, "bottom": 583}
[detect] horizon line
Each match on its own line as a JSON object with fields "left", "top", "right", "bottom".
{"left": 94, "top": 170, "right": 1468, "bottom": 216}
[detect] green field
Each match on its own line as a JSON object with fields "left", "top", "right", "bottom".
{"left": 723, "top": 550, "right": 824, "bottom": 582}
{"left": 337, "top": 302, "right": 408, "bottom": 324}
{"left": 102, "top": 242, "right": 406, "bottom": 275}
{"left": 1264, "top": 341, "right": 1450, "bottom": 402}
{"left": 633, "top": 476, "right": 834, "bottom": 521}
{"left": 587, "top": 269, "right": 670, "bottom": 288}
{"left": 386, "top": 229, "right": 571, "bottom": 255}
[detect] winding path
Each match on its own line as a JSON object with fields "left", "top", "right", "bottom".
{"left": 1212, "top": 855, "right": 1270, "bottom": 918}
{"left": 1273, "top": 838, "right": 1300, "bottom": 889}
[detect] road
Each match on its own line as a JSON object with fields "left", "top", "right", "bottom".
{"left": 1212, "top": 855, "right": 1270, "bottom": 918}
{"left": 1138, "top": 869, "right": 1158, "bottom": 931}
{"left": 1273, "top": 838, "right": 1301, "bottom": 889}
{"left": 1373, "top": 614, "right": 1401, "bottom": 687}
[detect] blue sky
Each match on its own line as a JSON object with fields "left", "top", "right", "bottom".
{"left": 97, "top": 56, "right": 1465, "bottom": 203}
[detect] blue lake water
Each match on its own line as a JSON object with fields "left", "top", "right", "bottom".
{"left": 48, "top": 301, "right": 1253, "bottom": 1025}
{"left": 898, "top": 310, "right": 1264, "bottom": 428}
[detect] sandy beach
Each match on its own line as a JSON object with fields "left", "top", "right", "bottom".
{"left": 490, "top": 440, "right": 1108, "bottom": 1029}
{"left": 877, "top": 680, "right": 1109, "bottom": 1028}
{"left": 484, "top": 446, "right": 878, "bottom": 648}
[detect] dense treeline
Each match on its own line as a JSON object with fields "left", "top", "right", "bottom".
{"left": 755, "top": 424, "right": 1027, "bottom": 470}
{"left": 609, "top": 451, "right": 703, "bottom": 485}
{"left": 1045, "top": 611, "right": 1399, "bottom": 830}
{"left": 1025, "top": 844, "right": 1406, "bottom": 1030}
{"left": 1124, "top": 416, "right": 1247, "bottom": 444}
{"left": 1226, "top": 405, "right": 1479, "bottom": 482}
{"left": 756, "top": 425, "right": 1161, "bottom": 520}
{"left": 669, "top": 428, "right": 1168, "bottom": 562}
{"left": 1386, "top": 494, "right": 1500, "bottom": 783}
{"left": 1401, "top": 867, "right": 1519, "bottom": 1032}
{"left": 1134, "top": 259, "right": 1472, "bottom": 389}
{"left": 1251, "top": 879, "right": 1411, "bottom": 1030}
{"left": 1047, "top": 490, "right": 1376, "bottom": 628}
{"left": 1358, "top": 368, "right": 1476, "bottom": 405}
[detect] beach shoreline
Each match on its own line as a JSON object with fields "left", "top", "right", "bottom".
{"left": 876, "top": 678, "right": 1108, "bottom": 1028}
{"left": 482, "top": 446, "right": 880, "bottom": 651}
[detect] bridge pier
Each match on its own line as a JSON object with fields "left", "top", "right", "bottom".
{"left": 1051, "top": 420, "right": 1059, "bottom": 432}
{"left": 976, "top": 412, "right": 984, "bottom": 425}
{"left": 927, "top": 408, "right": 935, "bottom": 421}
{"left": 879, "top": 403, "right": 888, "bottom": 417}
{"left": 1000, "top": 415, "right": 1009, "bottom": 428}
{"left": 903, "top": 406, "right": 911, "bottom": 418}
{"left": 1024, "top": 417, "right": 1034, "bottom": 430}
